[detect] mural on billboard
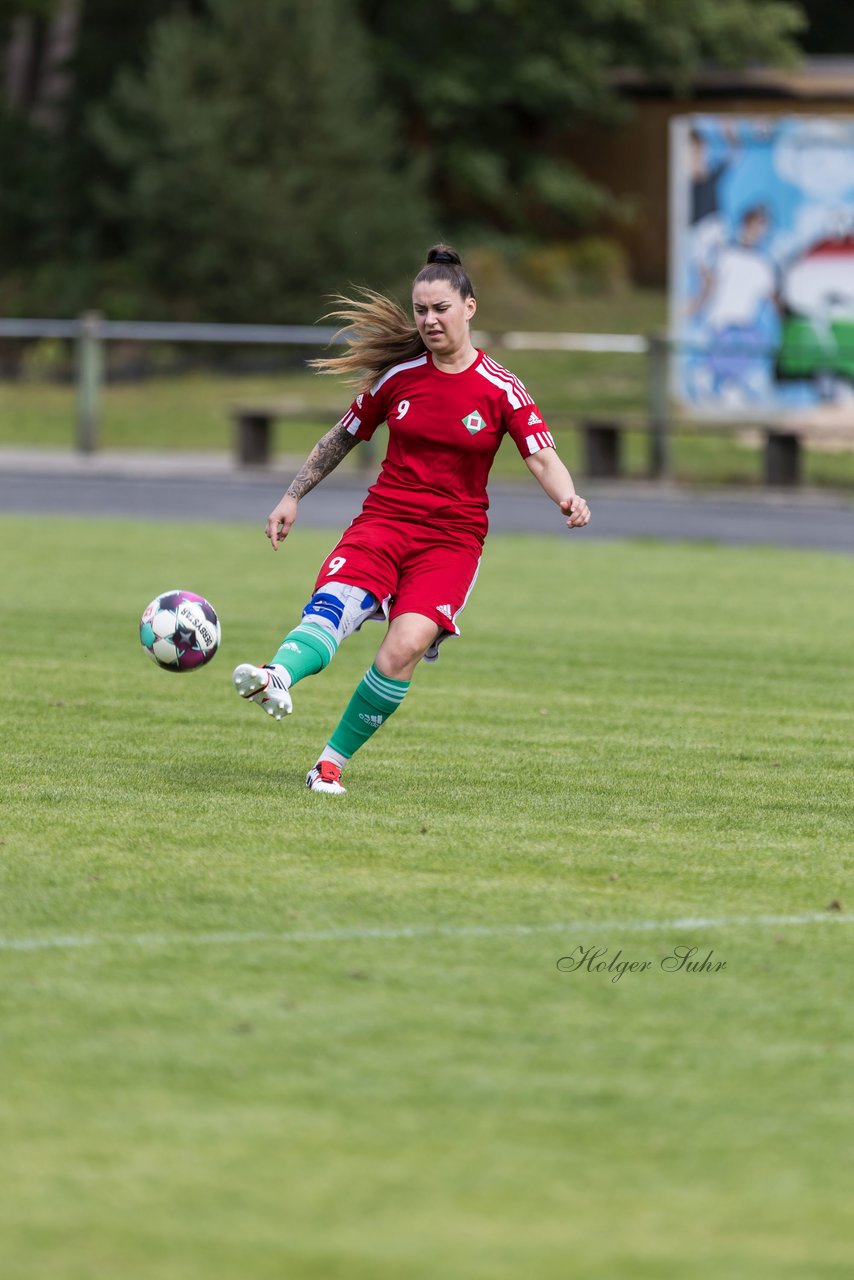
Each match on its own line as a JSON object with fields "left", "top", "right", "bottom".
{"left": 671, "top": 115, "right": 854, "bottom": 415}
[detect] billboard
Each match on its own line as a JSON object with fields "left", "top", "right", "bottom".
{"left": 670, "top": 114, "right": 854, "bottom": 417}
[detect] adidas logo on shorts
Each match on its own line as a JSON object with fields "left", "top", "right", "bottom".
{"left": 528, "top": 411, "right": 543, "bottom": 426}
{"left": 358, "top": 712, "right": 384, "bottom": 728}
{"left": 436, "top": 604, "right": 453, "bottom": 619}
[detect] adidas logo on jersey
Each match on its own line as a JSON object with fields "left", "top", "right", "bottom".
{"left": 436, "top": 604, "right": 453, "bottom": 619}
{"left": 527, "top": 411, "right": 543, "bottom": 426}
{"left": 461, "top": 410, "right": 485, "bottom": 435}
{"left": 358, "top": 712, "right": 384, "bottom": 728}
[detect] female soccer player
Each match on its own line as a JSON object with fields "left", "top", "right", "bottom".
{"left": 233, "top": 244, "right": 590, "bottom": 793}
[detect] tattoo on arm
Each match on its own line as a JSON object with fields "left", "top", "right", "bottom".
{"left": 285, "top": 423, "right": 361, "bottom": 500}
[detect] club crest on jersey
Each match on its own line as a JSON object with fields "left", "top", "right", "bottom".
{"left": 462, "top": 410, "right": 485, "bottom": 435}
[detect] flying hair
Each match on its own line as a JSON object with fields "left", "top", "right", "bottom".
{"left": 309, "top": 243, "right": 475, "bottom": 391}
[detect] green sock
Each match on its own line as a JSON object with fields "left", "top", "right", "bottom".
{"left": 269, "top": 622, "right": 337, "bottom": 687}
{"left": 327, "top": 663, "right": 411, "bottom": 760}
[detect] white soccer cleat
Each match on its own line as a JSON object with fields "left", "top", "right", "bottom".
{"left": 233, "top": 663, "right": 292, "bottom": 720}
{"left": 305, "top": 760, "right": 347, "bottom": 795}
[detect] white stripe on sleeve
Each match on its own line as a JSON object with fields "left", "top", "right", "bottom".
{"left": 343, "top": 413, "right": 362, "bottom": 435}
{"left": 477, "top": 362, "right": 523, "bottom": 410}
{"left": 480, "top": 354, "right": 534, "bottom": 407}
{"left": 525, "top": 430, "right": 556, "bottom": 455}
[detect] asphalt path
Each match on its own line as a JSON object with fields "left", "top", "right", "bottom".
{"left": 1, "top": 458, "right": 852, "bottom": 553}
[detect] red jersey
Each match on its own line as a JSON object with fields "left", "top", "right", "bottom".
{"left": 336, "top": 350, "right": 555, "bottom": 542}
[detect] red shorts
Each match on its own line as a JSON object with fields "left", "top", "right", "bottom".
{"left": 314, "top": 513, "right": 482, "bottom": 639}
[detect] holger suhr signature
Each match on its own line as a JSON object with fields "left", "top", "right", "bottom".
{"left": 557, "top": 944, "right": 727, "bottom": 984}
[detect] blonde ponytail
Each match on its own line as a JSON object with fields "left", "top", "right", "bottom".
{"left": 309, "top": 289, "right": 426, "bottom": 391}
{"left": 310, "top": 245, "right": 475, "bottom": 391}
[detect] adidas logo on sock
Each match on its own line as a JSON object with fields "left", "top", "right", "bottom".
{"left": 527, "top": 411, "right": 543, "bottom": 426}
{"left": 436, "top": 604, "right": 453, "bottom": 619}
{"left": 358, "top": 712, "right": 384, "bottom": 728}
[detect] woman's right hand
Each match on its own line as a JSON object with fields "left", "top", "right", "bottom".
{"left": 265, "top": 494, "right": 299, "bottom": 550}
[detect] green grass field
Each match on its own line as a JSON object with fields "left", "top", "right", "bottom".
{"left": 1, "top": 515, "right": 852, "bottom": 1279}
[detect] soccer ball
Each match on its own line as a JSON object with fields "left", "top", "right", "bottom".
{"left": 139, "top": 590, "right": 221, "bottom": 672}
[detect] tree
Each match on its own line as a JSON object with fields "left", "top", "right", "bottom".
{"left": 0, "top": 0, "right": 200, "bottom": 312}
{"left": 0, "top": 0, "right": 77, "bottom": 276}
{"left": 90, "top": 0, "right": 432, "bottom": 321}
{"left": 359, "top": 0, "right": 805, "bottom": 235}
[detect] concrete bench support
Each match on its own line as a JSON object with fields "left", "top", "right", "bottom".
{"left": 234, "top": 410, "right": 274, "bottom": 466}
{"left": 764, "top": 431, "right": 802, "bottom": 487}
{"left": 582, "top": 421, "right": 622, "bottom": 479}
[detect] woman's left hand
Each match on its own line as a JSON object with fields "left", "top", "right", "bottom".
{"left": 560, "top": 495, "right": 590, "bottom": 528}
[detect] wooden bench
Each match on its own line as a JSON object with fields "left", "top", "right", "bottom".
{"left": 729, "top": 415, "right": 854, "bottom": 486}
{"left": 234, "top": 405, "right": 634, "bottom": 477}
{"left": 540, "top": 415, "right": 659, "bottom": 480}
{"left": 757, "top": 413, "right": 854, "bottom": 486}
{"left": 231, "top": 402, "right": 348, "bottom": 466}
{"left": 233, "top": 402, "right": 850, "bottom": 486}
{"left": 573, "top": 416, "right": 852, "bottom": 486}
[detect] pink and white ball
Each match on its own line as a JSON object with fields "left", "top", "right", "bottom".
{"left": 140, "top": 590, "right": 220, "bottom": 672}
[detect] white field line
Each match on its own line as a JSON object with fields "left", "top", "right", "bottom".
{"left": 0, "top": 912, "right": 847, "bottom": 954}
